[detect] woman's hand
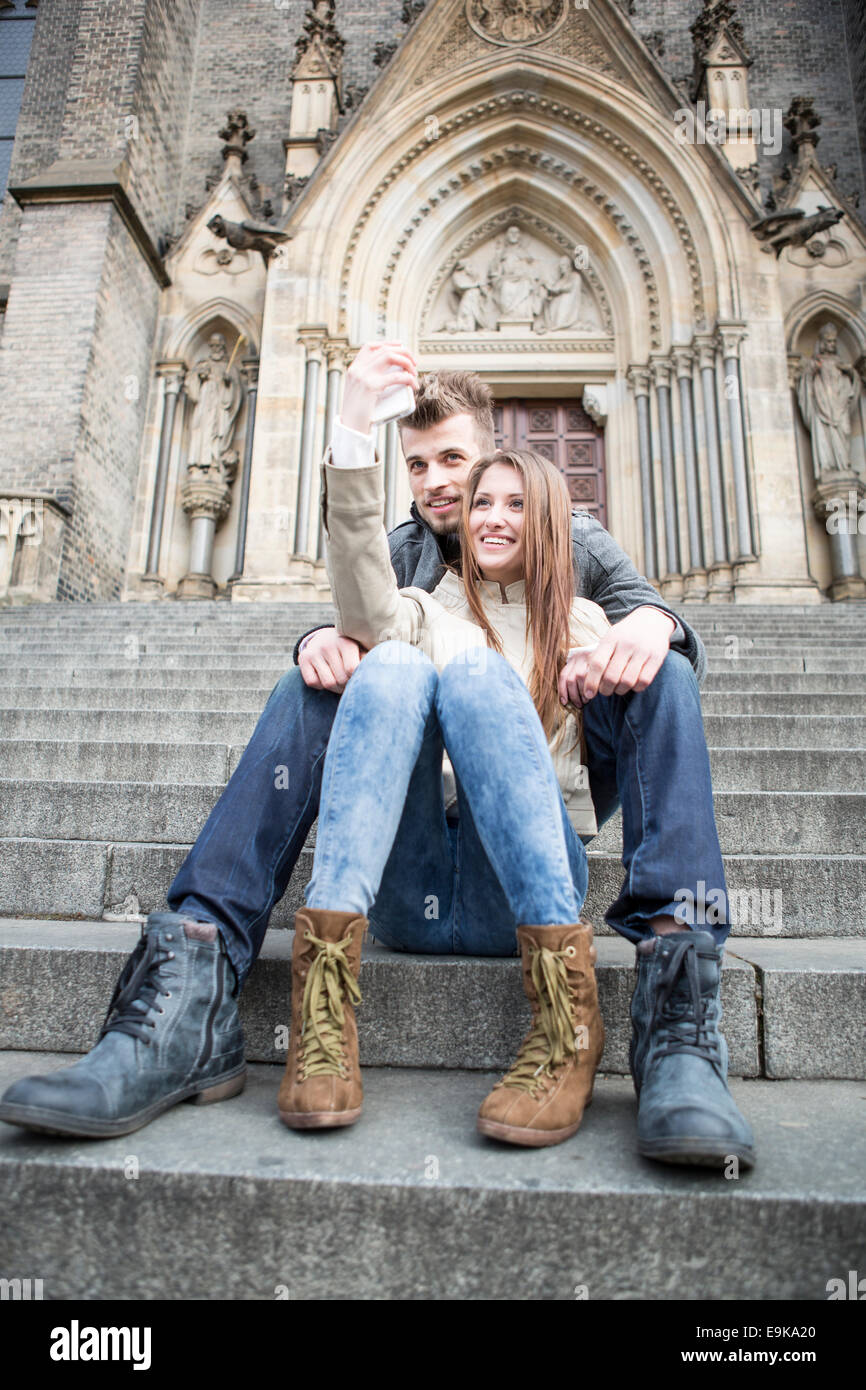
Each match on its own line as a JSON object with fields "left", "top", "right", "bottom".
{"left": 558, "top": 606, "right": 676, "bottom": 705}
{"left": 341, "top": 340, "right": 420, "bottom": 435}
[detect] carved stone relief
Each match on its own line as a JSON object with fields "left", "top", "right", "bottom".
{"left": 465, "top": 0, "right": 567, "bottom": 47}
{"left": 193, "top": 246, "right": 253, "bottom": 276}
{"left": 427, "top": 221, "right": 603, "bottom": 336}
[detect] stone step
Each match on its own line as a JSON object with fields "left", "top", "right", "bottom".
{"left": 702, "top": 715, "right": 866, "bottom": 748}
{"left": 0, "top": 921, "right": 755, "bottom": 1078}
{"left": 0, "top": 774, "right": 859, "bottom": 851}
{"left": 4, "top": 653, "right": 865, "bottom": 678}
{"left": 700, "top": 692, "right": 866, "bottom": 716}
{"left": 0, "top": 666, "right": 291, "bottom": 689}
{"left": 1, "top": 598, "right": 860, "bottom": 619}
{"left": 1, "top": 627, "right": 862, "bottom": 648}
{"left": 0, "top": 658, "right": 861, "bottom": 692}
{"left": 0, "top": 731, "right": 861, "bottom": 792}
{"left": 701, "top": 671, "right": 866, "bottom": 692}
{"left": 2, "top": 642, "right": 862, "bottom": 667}
{"left": 0, "top": 684, "right": 861, "bottom": 718}
{"left": 0, "top": 1049, "right": 862, "bottom": 1300}
{"left": 0, "top": 616, "right": 332, "bottom": 633}
{"left": 0, "top": 654, "right": 303, "bottom": 672}
{"left": 4, "top": 664, "right": 859, "bottom": 694}
{"left": 0, "top": 686, "right": 271, "bottom": 712}
{"left": 2, "top": 708, "right": 864, "bottom": 757}
{"left": 0, "top": 837, "right": 862, "bottom": 937}
{"left": 1, "top": 921, "right": 863, "bottom": 1079}
{"left": 0, "top": 637, "right": 311, "bottom": 654}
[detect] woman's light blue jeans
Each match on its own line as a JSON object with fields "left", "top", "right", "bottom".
{"left": 306, "top": 643, "right": 589, "bottom": 955}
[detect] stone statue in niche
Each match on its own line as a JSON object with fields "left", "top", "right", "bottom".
{"left": 185, "top": 333, "right": 243, "bottom": 485}
{"left": 795, "top": 322, "right": 862, "bottom": 479}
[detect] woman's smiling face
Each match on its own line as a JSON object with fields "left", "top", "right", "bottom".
{"left": 467, "top": 461, "right": 525, "bottom": 587}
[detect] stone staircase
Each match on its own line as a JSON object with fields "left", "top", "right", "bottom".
{"left": 0, "top": 599, "right": 864, "bottom": 1299}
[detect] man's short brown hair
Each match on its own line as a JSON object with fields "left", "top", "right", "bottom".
{"left": 397, "top": 369, "right": 496, "bottom": 452}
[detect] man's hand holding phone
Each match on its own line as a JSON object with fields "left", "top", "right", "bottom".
{"left": 341, "top": 341, "right": 420, "bottom": 435}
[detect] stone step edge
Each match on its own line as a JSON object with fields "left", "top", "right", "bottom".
{"left": 1, "top": 1050, "right": 865, "bottom": 1306}
{"left": 1, "top": 922, "right": 863, "bottom": 1080}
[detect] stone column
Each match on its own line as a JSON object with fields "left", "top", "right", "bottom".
{"left": 626, "top": 366, "right": 657, "bottom": 580}
{"left": 716, "top": 323, "right": 757, "bottom": 564}
{"left": 672, "top": 346, "right": 707, "bottom": 599}
{"left": 649, "top": 355, "right": 682, "bottom": 596}
{"left": 316, "top": 339, "right": 349, "bottom": 564}
{"left": 694, "top": 333, "right": 732, "bottom": 598}
{"left": 143, "top": 362, "right": 186, "bottom": 588}
{"left": 292, "top": 327, "right": 326, "bottom": 566}
{"left": 810, "top": 474, "right": 866, "bottom": 600}
{"left": 384, "top": 420, "right": 400, "bottom": 532}
{"left": 229, "top": 360, "right": 259, "bottom": 584}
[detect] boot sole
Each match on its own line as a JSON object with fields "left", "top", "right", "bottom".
{"left": 0, "top": 1064, "right": 247, "bottom": 1139}
{"left": 477, "top": 1094, "right": 593, "bottom": 1149}
{"left": 278, "top": 1106, "right": 362, "bottom": 1130}
{"left": 638, "top": 1136, "right": 756, "bottom": 1170}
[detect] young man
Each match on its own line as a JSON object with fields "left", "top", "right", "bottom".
{"left": 0, "top": 342, "right": 753, "bottom": 1169}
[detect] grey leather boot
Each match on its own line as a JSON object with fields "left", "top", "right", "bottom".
{"left": 0, "top": 912, "right": 246, "bottom": 1138}
{"left": 629, "top": 930, "right": 755, "bottom": 1169}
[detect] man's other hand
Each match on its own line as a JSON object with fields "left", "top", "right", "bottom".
{"left": 298, "top": 629, "right": 364, "bottom": 693}
{"left": 558, "top": 606, "right": 677, "bottom": 706}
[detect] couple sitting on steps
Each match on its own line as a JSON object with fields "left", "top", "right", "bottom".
{"left": 0, "top": 341, "right": 755, "bottom": 1169}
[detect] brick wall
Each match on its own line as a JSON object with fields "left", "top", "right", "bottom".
{"left": 176, "top": 0, "right": 408, "bottom": 228}
{"left": 57, "top": 204, "right": 160, "bottom": 600}
{"left": 0, "top": 199, "right": 159, "bottom": 599}
{"left": 629, "top": 0, "right": 864, "bottom": 203}
{"left": 116, "top": 0, "right": 202, "bottom": 241}
{"left": 840, "top": 0, "right": 866, "bottom": 195}
{"left": 0, "top": 0, "right": 83, "bottom": 281}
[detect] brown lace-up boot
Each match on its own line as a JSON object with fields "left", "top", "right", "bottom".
{"left": 277, "top": 907, "right": 367, "bottom": 1130}
{"left": 477, "top": 920, "right": 604, "bottom": 1147}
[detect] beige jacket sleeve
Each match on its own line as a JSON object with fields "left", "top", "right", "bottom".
{"left": 320, "top": 447, "right": 424, "bottom": 650}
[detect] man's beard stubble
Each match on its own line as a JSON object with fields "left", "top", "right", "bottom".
{"left": 420, "top": 502, "right": 462, "bottom": 538}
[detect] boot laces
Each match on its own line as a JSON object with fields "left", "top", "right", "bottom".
{"left": 98, "top": 930, "right": 176, "bottom": 1045}
{"left": 498, "top": 945, "right": 580, "bottom": 1097}
{"left": 299, "top": 929, "right": 362, "bottom": 1080}
{"left": 649, "top": 934, "right": 722, "bottom": 1064}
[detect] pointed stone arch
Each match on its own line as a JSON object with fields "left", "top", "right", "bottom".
{"left": 785, "top": 290, "right": 866, "bottom": 357}
{"left": 165, "top": 297, "right": 262, "bottom": 363}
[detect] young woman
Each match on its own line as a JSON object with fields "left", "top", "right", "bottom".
{"left": 277, "top": 389, "right": 612, "bottom": 1150}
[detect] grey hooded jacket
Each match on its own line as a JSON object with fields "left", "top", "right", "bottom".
{"left": 294, "top": 501, "right": 706, "bottom": 685}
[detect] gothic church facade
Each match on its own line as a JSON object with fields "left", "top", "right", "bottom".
{"left": 1, "top": 0, "right": 865, "bottom": 606}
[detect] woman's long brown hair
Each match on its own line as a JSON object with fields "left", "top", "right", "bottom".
{"left": 459, "top": 448, "right": 578, "bottom": 740}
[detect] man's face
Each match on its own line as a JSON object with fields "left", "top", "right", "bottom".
{"left": 400, "top": 413, "right": 488, "bottom": 535}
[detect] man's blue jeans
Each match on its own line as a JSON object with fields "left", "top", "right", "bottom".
{"left": 306, "top": 644, "right": 587, "bottom": 954}
{"left": 168, "top": 644, "right": 728, "bottom": 987}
